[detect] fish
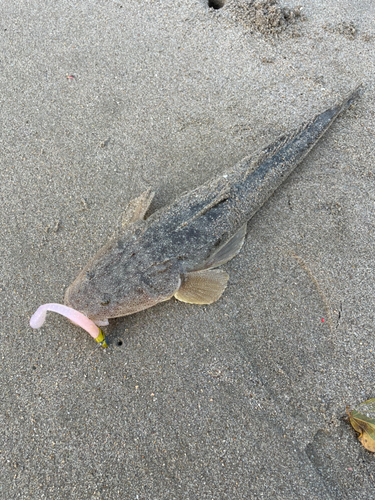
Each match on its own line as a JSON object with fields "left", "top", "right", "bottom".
{"left": 64, "top": 86, "right": 362, "bottom": 326}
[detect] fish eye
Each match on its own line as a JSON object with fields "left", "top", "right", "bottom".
{"left": 100, "top": 294, "right": 111, "bottom": 306}
{"left": 86, "top": 270, "right": 95, "bottom": 280}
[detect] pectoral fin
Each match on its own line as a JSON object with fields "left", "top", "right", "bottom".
{"left": 122, "top": 189, "right": 155, "bottom": 227}
{"left": 174, "top": 269, "right": 229, "bottom": 305}
{"left": 204, "top": 224, "right": 247, "bottom": 269}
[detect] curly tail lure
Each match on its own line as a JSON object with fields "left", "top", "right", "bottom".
{"left": 30, "top": 303, "right": 108, "bottom": 347}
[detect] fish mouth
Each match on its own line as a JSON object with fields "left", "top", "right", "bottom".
{"left": 64, "top": 286, "right": 115, "bottom": 323}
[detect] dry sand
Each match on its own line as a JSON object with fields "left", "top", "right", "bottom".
{"left": 1, "top": 0, "right": 375, "bottom": 498}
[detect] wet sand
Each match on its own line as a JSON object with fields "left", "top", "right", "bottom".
{"left": 1, "top": 1, "right": 375, "bottom": 498}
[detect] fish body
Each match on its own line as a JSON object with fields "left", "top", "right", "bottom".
{"left": 65, "top": 87, "right": 361, "bottom": 325}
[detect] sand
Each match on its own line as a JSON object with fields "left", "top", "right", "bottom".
{"left": 1, "top": 0, "right": 375, "bottom": 498}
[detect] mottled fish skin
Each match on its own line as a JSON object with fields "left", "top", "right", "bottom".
{"left": 65, "top": 86, "right": 362, "bottom": 323}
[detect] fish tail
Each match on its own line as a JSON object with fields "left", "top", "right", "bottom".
{"left": 337, "top": 83, "right": 363, "bottom": 114}
{"left": 301, "top": 83, "right": 363, "bottom": 148}
{"left": 232, "top": 84, "right": 363, "bottom": 222}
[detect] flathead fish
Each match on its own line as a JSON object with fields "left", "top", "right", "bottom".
{"left": 64, "top": 87, "right": 362, "bottom": 326}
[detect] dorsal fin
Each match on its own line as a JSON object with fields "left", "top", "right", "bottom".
{"left": 122, "top": 189, "right": 155, "bottom": 227}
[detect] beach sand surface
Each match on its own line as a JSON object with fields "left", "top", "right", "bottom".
{"left": 1, "top": 1, "right": 375, "bottom": 498}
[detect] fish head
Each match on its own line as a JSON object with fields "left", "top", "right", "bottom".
{"left": 64, "top": 233, "right": 181, "bottom": 322}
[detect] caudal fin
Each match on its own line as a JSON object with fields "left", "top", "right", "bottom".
{"left": 337, "top": 83, "right": 363, "bottom": 115}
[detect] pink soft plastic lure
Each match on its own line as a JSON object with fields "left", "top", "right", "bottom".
{"left": 30, "top": 303, "right": 108, "bottom": 347}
